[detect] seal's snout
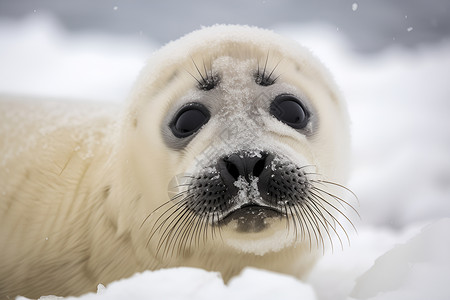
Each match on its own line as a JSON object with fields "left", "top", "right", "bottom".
{"left": 218, "top": 151, "right": 273, "bottom": 192}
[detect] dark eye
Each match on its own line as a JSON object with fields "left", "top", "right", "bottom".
{"left": 170, "top": 103, "right": 210, "bottom": 138}
{"left": 270, "top": 94, "right": 309, "bottom": 129}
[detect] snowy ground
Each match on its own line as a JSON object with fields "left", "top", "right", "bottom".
{"left": 2, "top": 14, "right": 450, "bottom": 300}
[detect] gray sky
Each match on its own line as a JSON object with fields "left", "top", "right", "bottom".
{"left": 1, "top": 0, "right": 449, "bottom": 53}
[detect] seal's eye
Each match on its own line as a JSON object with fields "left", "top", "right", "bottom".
{"left": 270, "top": 94, "right": 309, "bottom": 129}
{"left": 170, "top": 103, "right": 210, "bottom": 138}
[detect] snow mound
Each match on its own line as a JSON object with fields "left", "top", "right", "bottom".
{"left": 351, "top": 218, "right": 450, "bottom": 300}
{"left": 17, "top": 268, "right": 316, "bottom": 300}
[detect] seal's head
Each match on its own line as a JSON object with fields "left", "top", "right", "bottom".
{"left": 120, "top": 25, "right": 355, "bottom": 265}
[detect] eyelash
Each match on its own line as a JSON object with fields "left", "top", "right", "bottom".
{"left": 188, "top": 55, "right": 280, "bottom": 90}
{"left": 189, "top": 59, "right": 220, "bottom": 91}
{"left": 254, "top": 54, "right": 280, "bottom": 86}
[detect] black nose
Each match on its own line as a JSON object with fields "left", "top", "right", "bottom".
{"left": 218, "top": 151, "right": 272, "bottom": 191}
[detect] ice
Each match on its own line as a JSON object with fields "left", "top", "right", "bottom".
{"left": 2, "top": 14, "right": 450, "bottom": 300}
{"left": 95, "top": 284, "right": 105, "bottom": 295}
{"left": 350, "top": 219, "right": 450, "bottom": 300}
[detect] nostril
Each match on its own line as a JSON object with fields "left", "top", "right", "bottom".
{"left": 220, "top": 152, "right": 272, "bottom": 185}
{"left": 226, "top": 161, "right": 240, "bottom": 181}
{"left": 252, "top": 156, "right": 266, "bottom": 178}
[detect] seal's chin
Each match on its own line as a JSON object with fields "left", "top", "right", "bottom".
{"left": 218, "top": 204, "right": 296, "bottom": 255}
{"left": 220, "top": 204, "right": 284, "bottom": 233}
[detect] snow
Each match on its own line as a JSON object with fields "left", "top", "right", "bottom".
{"left": 16, "top": 268, "right": 316, "bottom": 300}
{"left": 2, "top": 15, "right": 450, "bottom": 300}
{"left": 233, "top": 176, "right": 261, "bottom": 204}
{"left": 0, "top": 14, "right": 154, "bottom": 102}
{"left": 350, "top": 219, "right": 450, "bottom": 300}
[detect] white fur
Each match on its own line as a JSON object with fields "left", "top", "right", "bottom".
{"left": 0, "top": 25, "right": 350, "bottom": 299}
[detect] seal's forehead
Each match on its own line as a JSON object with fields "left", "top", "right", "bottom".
{"left": 146, "top": 25, "right": 338, "bottom": 98}
{"left": 146, "top": 25, "right": 319, "bottom": 77}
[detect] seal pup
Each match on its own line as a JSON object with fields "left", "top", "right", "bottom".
{"left": 0, "top": 25, "right": 356, "bottom": 299}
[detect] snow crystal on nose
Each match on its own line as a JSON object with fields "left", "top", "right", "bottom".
{"left": 233, "top": 175, "right": 261, "bottom": 204}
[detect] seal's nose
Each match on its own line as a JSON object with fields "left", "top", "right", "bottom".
{"left": 218, "top": 152, "right": 272, "bottom": 190}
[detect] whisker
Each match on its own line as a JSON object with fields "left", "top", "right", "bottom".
{"left": 215, "top": 211, "right": 224, "bottom": 242}
{"left": 165, "top": 197, "right": 205, "bottom": 257}
{"left": 310, "top": 181, "right": 360, "bottom": 218}
{"left": 146, "top": 196, "right": 190, "bottom": 240}
{"left": 304, "top": 201, "right": 324, "bottom": 250}
{"left": 291, "top": 202, "right": 306, "bottom": 242}
{"left": 257, "top": 57, "right": 260, "bottom": 77}
{"left": 209, "top": 60, "right": 214, "bottom": 81}
{"left": 148, "top": 197, "right": 194, "bottom": 249}
{"left": 178, "top": 206, "right": 202, "bottom": 254}
{"left": 141, "top": 196, "right": 181, "bottom": 229}
{"left": 309, "top": 196, "right": 343, "bottom": 250}
{"left": 310, "top": 187, "right": 360, "bottom": 227}
{"left": 308, "top": 191, "right": 352, "bottom": 246}
{"left": 314, "top": 180, "right": 359, "bottom": 203}
{"left": 191, "top": 57, "right": 207, "bottom": 83}
{"left": 270, "top": 74, "right": 281, "bottom": 85}
{"left": 304, "top": 197, "right": 339, "bottom": 252}
{"left": 262, "top": 51, "right": 269, "bottom": 78}
{"left": 286, "top": 204, "right": 298, "bottom": 241}
{"left": 141, "top": 183, "right": 199, "bottom": 230}
{"left": 166, "top": 204, "right": 201, "bottom": 257}
{"left": 166, "top": 209, "right": 193, "bottom": 258}
{"left": 297, "top": 202, "right": 315, "bottom": 251}
{"left": 266, "top": 59, "right": 282, "bottom": 84}
{"left": 192, "top": 209, "right": 206, "bottom": 249}
{"left": 202, "top": 58, "right": 209, "bottom": 81}
{"left": 282, "top": 200, "right": 290, "bottom": 233}
{"left": 185, "top": 68, "right": 203, "bottom": 86}
{"left": 155, "top": 203, "right": 193, "bottom": 254}
{"left": 202, "top": 209, "right": 213, "bottom": 244}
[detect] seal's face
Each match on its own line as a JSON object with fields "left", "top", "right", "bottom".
{"left": 128, "top": 28, "right": 355, "bottom": 257}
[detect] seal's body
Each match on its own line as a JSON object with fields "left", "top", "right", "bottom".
{"left": 0, "top": 25, "right": 353, "bottom": 299}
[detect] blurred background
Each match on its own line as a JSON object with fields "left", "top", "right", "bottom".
{"left": 1, "top": 1, "right": 450, "bottom": 298}
{"left": 2, "top": 0, "right": 450, "bottom": 52}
